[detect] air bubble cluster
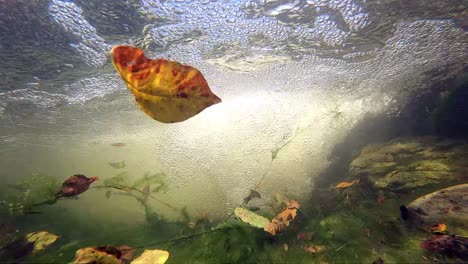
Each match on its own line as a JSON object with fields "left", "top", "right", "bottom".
{"left": 49, "top": 0, "right": 111, "bottom": 67}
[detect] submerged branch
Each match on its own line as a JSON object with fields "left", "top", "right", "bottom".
{"left": 254, "top": 122, "right": 312, "bottom": 191}
{"left": 253, "top": 158, "right": 274, "bottom": 191}
{"left": 91, "top": 185, "right": 178, "bottom": 210}
{"left": 129, "top": 226, "right": 230, "bottom": 250}
{"left": 31, "top": 197, "right": 59, "bottom": 207}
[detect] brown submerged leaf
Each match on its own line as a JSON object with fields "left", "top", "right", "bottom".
{"left": 264, "top": 199, "right": 300, "bottom": 235}
{"left": 74, "top": 245, "right": 135, "bottom": 264}
{"left": 111, "top": 143, "right": 126, "bottom": 147}
{"left": 55, "top": 174, "right": 99, "bottom": 198}
{"left": 331, "top": 179, "right": 360, "bottom": 189}
{"left": 304, "top": 244, "right": 326, "bottom": 254}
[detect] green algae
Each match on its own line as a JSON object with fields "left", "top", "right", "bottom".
{"left": 2, "top": 182, "right": 464, "bottom": 264}
{"left": 0, "top": 173, "right": 60, "bottom": 215}
{"left": 2, "top": 138, "right": 468, "bottom": 263}
{"left": 350, "top": 137, "right": 468, "bottom": 193}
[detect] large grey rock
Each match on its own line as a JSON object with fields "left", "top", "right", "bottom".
{"left": 402, "top": 184, "right": 468, "bottom": 233}
{"left": 349, "top": 137, "right": 468, "bottom": 192}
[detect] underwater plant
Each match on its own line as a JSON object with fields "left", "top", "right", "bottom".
{"left": 100, "top": 171, "right": 172, "bottom": 209}
{"left": 1, "top": 173, "right": 60, "bottom": 215}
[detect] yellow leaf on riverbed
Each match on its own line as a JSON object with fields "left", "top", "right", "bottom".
{"left": 131, "top": 249, "right": 170, "bottom": 264}
{"left": 234, "top": 207, "right": 270, "bottom": 229}
{"left": 26, "top": 231, "right": 60, "bottom": 253}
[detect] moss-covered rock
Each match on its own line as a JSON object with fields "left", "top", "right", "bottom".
{"left": 403, "top": 184, "right": 468, "bottom": 234}
{"left": 350, "top": 137, "right": 468, "bottom": 192}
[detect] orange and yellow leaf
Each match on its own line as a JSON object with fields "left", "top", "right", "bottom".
{"left": 111, "top": 45, "right": 221, "bottom": 123}
{"left": 331, "top": 179, "right": 360, "bottom": 189}
{"left": 264, "top": 199, "right": 300, "bottom": 235}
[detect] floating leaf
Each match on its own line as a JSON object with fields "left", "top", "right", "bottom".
{"left": 234, "top": 207, "right": 270, "bottom": 229}
{"left": 55, "top": 175, "right": 99, "bottom": 198}
{"left": 111, "top": 45, "right": 222, "bottom": 123}
{"left": 264, "top": 200, "right": 300, "bottom": 235}
{"left": 109, "top": 161, "right": 126, "bottom": 169}
{"left": 105, "top": 190, "right": 112, "bottom": 199}
{"left": 131, "top": 249, "right": 169, "bottom": 264}
{"left": 26, "top": 231, "right": 60, "bottom": 253}
{"left": 331, "top": 179, "right": 360, "bottom": 189}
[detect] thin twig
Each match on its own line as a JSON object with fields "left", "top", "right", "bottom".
{"left": 254, "top": 122, "right": 313, "bottom": 191}
{"left": 254, "top": 158, "right": 274, "bottom": 191}
{"left": 128, "top": 226, "right": 229, "bottom": 250}
{"left": 91, "top": 185, "right": 177, "bottom": 210}
{"left": 335, "top": 242, "right": 350, "bottom": 252}
{"left": 31, "top": 197, "right": 58, "bottom": 207}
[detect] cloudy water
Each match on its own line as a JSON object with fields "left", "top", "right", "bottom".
{"left": 0, "top": 0, "right": 467, "bottom": 263}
